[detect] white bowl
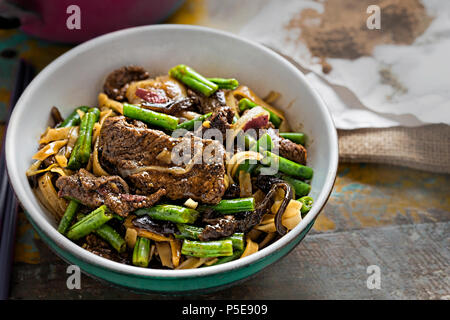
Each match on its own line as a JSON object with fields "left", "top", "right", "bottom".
{"left": 5, "top": 25, "right": 338, "bottom": 293}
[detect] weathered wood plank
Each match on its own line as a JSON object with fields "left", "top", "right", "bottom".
{"left": 10, "top": 221, "right": 449, "bottom": 300}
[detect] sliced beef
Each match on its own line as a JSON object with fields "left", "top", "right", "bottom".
{"left": 188, "top": 89, "right": 227, "bottom": 114}
{"left": 267, "top": 128, "right": 307, "bottom": 165}
{"left": 199, "top": 216, "right": 236, "bottom": 241}
{"left": 99, "top": 116, "right": 226, "bottom": 204}
{"left": 203, "top": 106, "right": 234, "bottom": 137}
{"left": 103, "top": 66, "right": 149, "bottom": 101}
{"left": 55, "top": 169, "right": 166, "bottom": 216}
{"left": 83, "top": 234, "right": 129, "bottom": 263}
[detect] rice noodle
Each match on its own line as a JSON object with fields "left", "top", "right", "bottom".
{"left": 170, "top": 239, "right": 182, "bottom": 268}
{"left": 32, "top": 139, "right": 68, "bottom": 161}
{"left": 238, "top": 170, "right": 252, "bottom": 197}
{"left": 37, "top": 172, "right": 67, "bottom": 219}
{"left": 93, "top": 138, "right": 109, "bottom": 176}
{"left": 39, "top": 126, "right": 72, "bottom": 144}
{"left": 258, "top": 232, "right": 276, "bottom": 249}
{"left": 240, "top": 238, "right": 259, "bottom": 258}
{"left": 176, "top": 257, "right": 208, "bottom": 270}
{"left": 156, "top": 241, "right": 174, "bottom": 268}
{"left": 258, "top": 199, "right": 302, "bottom": 232}
{"left": 226, "top": 151, "right": 262, "bottom": 183}
{"left": 233, "top": 85, "right": 285, "bottom": 119}
{"left": 92, "top": 108, "right": 113, "bottom": 144}
{"left": 65, "top": 126, "right": 79, "bottom": 158}
{"left": 98, "top": 93, "right": 123, "bottom": 114}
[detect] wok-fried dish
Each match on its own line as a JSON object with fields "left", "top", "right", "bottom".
{"left": 27, "top": 64, "right": 314, "bottom": 269}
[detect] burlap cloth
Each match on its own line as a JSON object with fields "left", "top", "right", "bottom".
{"left": 338, "top": 124, "right": 450, "bottom": 174}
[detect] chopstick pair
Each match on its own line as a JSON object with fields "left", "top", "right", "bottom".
{"left": 0, "top": 59, "right": 35, "bottom": 300}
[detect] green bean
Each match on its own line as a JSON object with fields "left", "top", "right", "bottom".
{"left": 95, "top": 224, "right": 126, "bottom": 253}
{"left": 175, "top": 225, "right": 244, "bottom": 250}
{"left": 75, "top": 212, "right": 126, "bottom": 253}
{"left": 66, "top": 205, "right": 112, "bottom": 240}
{"left": 211, "top": 250, "right": 243, "bottom": 266}
{"left": 123, "top": 103, "right": 179, "bottom": 131}
{"left": 207, "top": 77, "right": 239, "bottom": 90}
{"left": 57, "top": 200, "right": 80, "bottom": 235}
{"left": 169, "top": 65, "right": 218, "bottom": 97}
{"left": 78, "top": 108, "right": 100, "bottom": 164}
{"left": 262, "top": 151, "right": 313, "bottom": 180}
{"left": 205, "top": 197, "right": 255, "bottom": 214}
{"left": 135, "top": 204, "right": 199, "bottom": 224}
{"left": 226, "top": 233, "right": 244, "bottom": 251}
{"left": 132, "top": 237, "right": 151, "bottom": 267}
{"left": 238, "top": 98, "right": 282, "bottom": 128}
{"left": 176, "top": 112, "right": 212, "bottom": 131}
{"left": 175, "top": 224, "right": 203, "bottom": 240}
{"left": 57, "top": 106, "right": 90, "bottom": 128}
{"left": 181, "top": 239, "right": 233, "bottom": 258}
{"left": 279, "top": 132, "right": 306, "bottom": 145}
{"left": 298, "top": 196, "right": 314, "bottom": 217}
{"left": 66, "top": 107, "right": 100, "bottom": 169}
{"left": 237, "top": 133, "right": 273, "bottom": 176}
{"left": 276, "top": 173, "right": 311, "bottom": 198}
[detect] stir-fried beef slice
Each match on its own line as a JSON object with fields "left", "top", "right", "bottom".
{"left": 199, "top": 216, "right": 236, "bottom": 241}
{"left": 267, "top": 128, "right": 307, "bottom": 165}
{"left": 55, "top": 169, "right": 166, "bottom": 216}
{"left": 203, "top": 106, "right": 234, "bottom": 137}
{"left": 187, "top": 88, "right": 227, "bottom": 114}
{"left": 103, "top": 66, "right": 149, "bottom": 101}
{"left": 83, "top": 234, "right": 130, "bottom": 263}
{"left": 99, "top": 116, "right": 226, "bottom": 204}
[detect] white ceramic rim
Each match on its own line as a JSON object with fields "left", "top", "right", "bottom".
{"left": 6, "top": 24, "right": 338, "bottom": 278}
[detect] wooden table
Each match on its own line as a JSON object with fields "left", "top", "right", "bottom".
{"left": 1, "top": 1, "right": 449, "bottom": 300}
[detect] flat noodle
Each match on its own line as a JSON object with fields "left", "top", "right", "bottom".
{"left": 92, "top": 108, "right": 113, "bottom": 144}
{"left": 34, "top": 187, "right": 59, "bottom": 218}
{"left": 170, "top": 239, "right": 182, "bottom": 268}
{"left": 225, "top": 90, "right": 240, "bottom": 119}
{"left": 32, "top": 139, "right": 68, "bottom": 161}
{"left": 258, "top": 199, "right": 302, "bottom": 232}
{"left": 98, "top": 93, "right": 123, "bottom": 114}
{"left": 37, "top": 172, "right": 67, "bottom": 219}
{"left": 156, "top": 241, "right": 174, "bottom": 268}
{"left": 175, "top": 257, "right": 208, "bottom": 270}
{"left": 240, "top": 237, "right": 259, "bottom": 258}
{"left": 258, "top": 232, "right": 276, "bottom": 249}
{"left": 26, "top": 160, "right": 43, "bottom": 176}
{"left": 226, "top": 151, "right": 262, "bottom": 183}
{"left": 238, "top": 170, "right": 252, "bottom": 197}
{"left": 54, "top": 150, "right": 67, "bottom": 168}
{"left": 39, "top": 126, "right": 72, "bottom": 144}
{"left": 93, "top": 138, "right": 109, "bottom": 176}
{"left": 65, "top": 126, "right": 79, "bottom": 158}
{"left": 233, "top": 85, "right": 285, "bottom": 118}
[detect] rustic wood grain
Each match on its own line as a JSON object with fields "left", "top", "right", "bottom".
{"left": 10, "top": 220, "right": 449, "bottom": 300}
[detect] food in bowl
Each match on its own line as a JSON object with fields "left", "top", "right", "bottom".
{"left": 26, "top": 64, "right": 314, "bottom": 269}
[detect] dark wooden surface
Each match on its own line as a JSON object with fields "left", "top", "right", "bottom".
{"left": 1, "top": 2, "right": 449, "bottom": 299}
{"left": 8, "top": 163, "right": 450, "bottom": 300}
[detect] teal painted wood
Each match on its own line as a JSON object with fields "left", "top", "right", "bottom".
{"left": 26, "top": 211, "right": 315, "bottom": 293}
